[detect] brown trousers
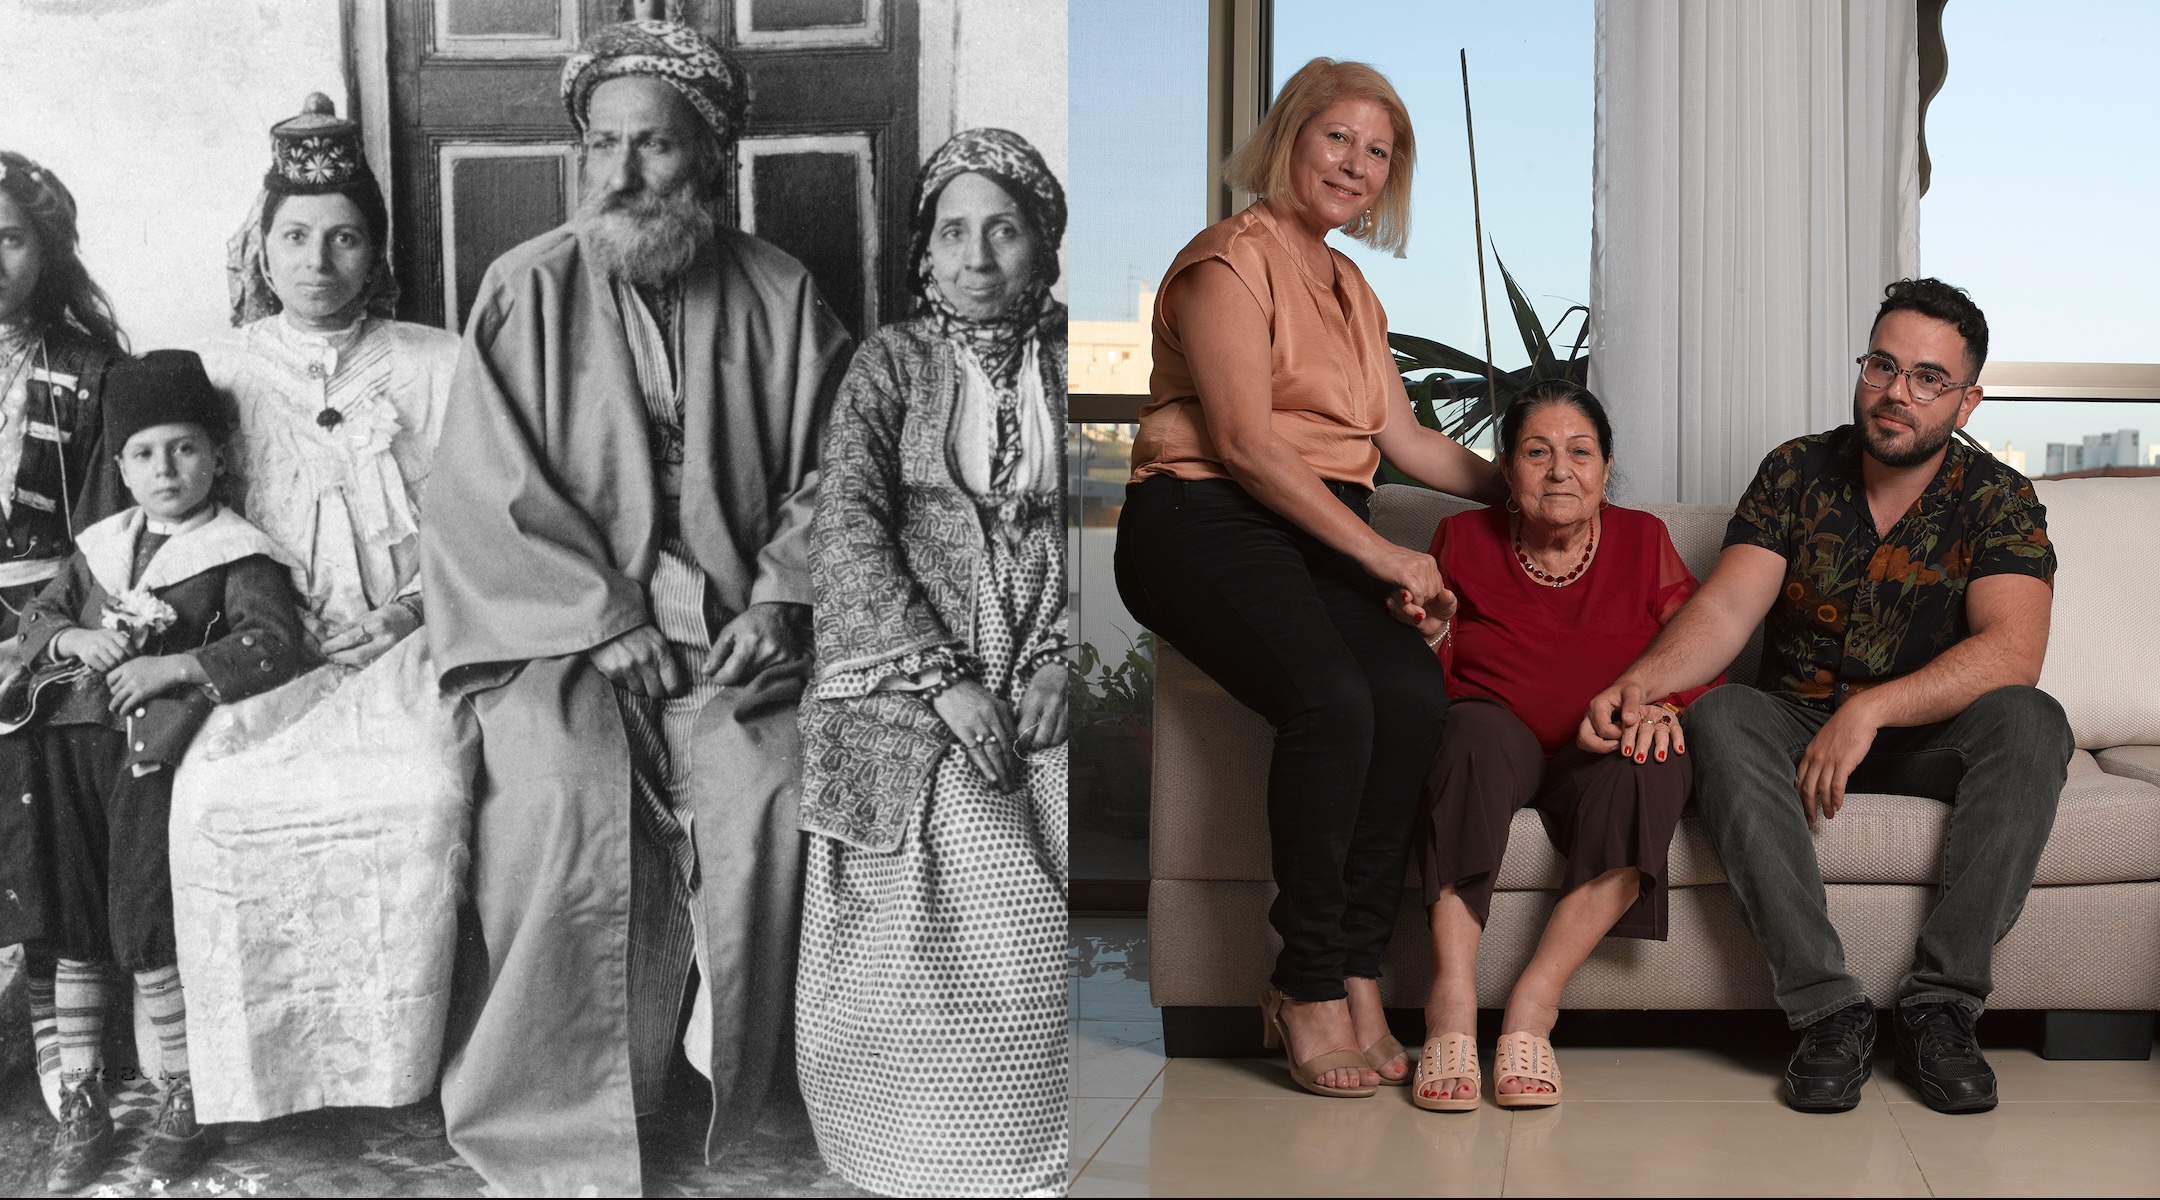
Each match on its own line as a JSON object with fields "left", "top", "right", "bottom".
{"left": 1415, "top": 699, "right": 1692, "bottom": 940}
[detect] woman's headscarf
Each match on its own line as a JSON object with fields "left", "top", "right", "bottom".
{"left": 908, "top": 128, "right": 1066, "bottom": 392}
{"left": 226, "top": 94, "right": 398, "bottom": 328}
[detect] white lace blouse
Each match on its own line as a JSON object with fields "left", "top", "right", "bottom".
{"left": 201, "top": 314, "right": 459, "bottom": 641}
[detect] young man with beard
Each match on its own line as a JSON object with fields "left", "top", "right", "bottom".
{"left": 418, "top": 20, "right": 851, "bottom": 1196}
{"left": 1580, "top": 278, "right": 2068, "bottom": 1116}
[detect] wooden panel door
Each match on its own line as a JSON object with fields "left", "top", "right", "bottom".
{"left": 389, "top": 0, "right": 917, "bottom": 339}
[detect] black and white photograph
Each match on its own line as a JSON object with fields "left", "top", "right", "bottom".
{"left": 0, "top": 1, "right": 1069, "bottom": 1196}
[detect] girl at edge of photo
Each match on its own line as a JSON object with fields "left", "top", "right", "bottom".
{"left": 0, "top": 149, "right": 130, "bottom": 1124}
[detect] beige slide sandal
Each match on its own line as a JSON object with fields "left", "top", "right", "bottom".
{"left": 1412, "top": 1032, "right": 1481, "bottom": 1111}
{"left": 1493, "top": 1031, "right": 1563, "bottom": 1108}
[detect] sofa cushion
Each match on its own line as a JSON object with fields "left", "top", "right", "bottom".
{"left": 2097, "top": 745, "right": 2160, "bottom": 788}
{"left": 1153, "top": 640, "right": 2160, "bottom": 889}
{"left": 2032, "top": 478, "right": 2160, "bottom": 749}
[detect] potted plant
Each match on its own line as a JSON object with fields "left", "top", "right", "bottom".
{"left": 1067, "top": 633, "right": 1156, "bottom": 840}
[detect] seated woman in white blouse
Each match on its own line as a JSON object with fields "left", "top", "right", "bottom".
{"left": 168, "top": 95, "right": 477, "bottom": 1126}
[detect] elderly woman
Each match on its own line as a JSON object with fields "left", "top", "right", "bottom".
{"left": 164, "top": 96, "right": 475, "bottom": 1125}
{"left": 1401, "top": 381, "right": 1713, "bottom": 1110}
{"left": 0, "top": 150, "right": 128, "bottom": 1122}
{"left": 1115, "top": 58, "right": 1500, "bottom": 1098}
{"left": 796, "top": 128, "right": 1067, "bottom": 1197}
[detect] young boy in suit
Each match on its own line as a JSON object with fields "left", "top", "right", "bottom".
{"left": 3, "top": 350, "right": 308, "bottom": 1190}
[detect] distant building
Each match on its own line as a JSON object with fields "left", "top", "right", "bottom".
{"left": 2044, "top": 429, "right": 2141, "bottom": 476}
{"left": 1070, "top": 289, "right": 1156, "bottom": 396}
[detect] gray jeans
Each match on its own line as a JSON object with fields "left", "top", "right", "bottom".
{"left": 1689, "top": 684, "right": 2072, "bottom": 1027}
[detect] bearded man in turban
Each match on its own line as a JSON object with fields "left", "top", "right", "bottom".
{"left": 420, "top": 20, "right": 851, "bottom": 1195}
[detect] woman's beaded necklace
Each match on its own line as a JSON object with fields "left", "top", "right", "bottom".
{"left": 1513, "top": 511, "right": 1599, "bottom": 588}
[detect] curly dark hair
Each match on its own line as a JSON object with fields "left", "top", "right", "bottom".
{"left": 1872, "top": 277, "right": 1988, "bottom": 378}
{"left": 0, "top": 151, "right": 127, "bottom": 355}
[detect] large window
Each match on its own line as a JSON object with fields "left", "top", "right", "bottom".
{"left": 1923, "top": 0, "right": 2160, "bottom": 475}
{"left": 1068, "top": 0, "right": 1209, "bottom": 892}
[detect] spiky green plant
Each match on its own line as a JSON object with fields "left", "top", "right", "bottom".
{"left": 1382, "top": 249, "right": 1590, "bottom": 487}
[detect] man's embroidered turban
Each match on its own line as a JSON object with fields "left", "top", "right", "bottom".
{"left": 561, "top": 19, "right": 751, "bottom": 144}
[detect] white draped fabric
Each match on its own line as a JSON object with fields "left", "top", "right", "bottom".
{"left": 1590, "top": 0, "right": 1920, "bottom": 504}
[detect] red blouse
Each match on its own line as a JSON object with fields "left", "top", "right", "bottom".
{"left": 1431, "top": 504, "right": 1718, "bottom": 756}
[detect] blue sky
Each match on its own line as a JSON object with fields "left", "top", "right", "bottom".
{"left": 1923, "top": 0, "right": 2160, "bottom": 463}
{"left": 1069, "top": 0, "right": 2157, "bottom": 468}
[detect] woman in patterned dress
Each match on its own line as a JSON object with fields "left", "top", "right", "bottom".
{"left": 795, "top": 128, "right": 1068, "bottom": 1197}
{"left": 164, "top": 96, "right": 477, "bottom": 1125}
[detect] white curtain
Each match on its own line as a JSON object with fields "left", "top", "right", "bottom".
{"left": 1589, "top": 0, "right": 1920, "bottom": 505}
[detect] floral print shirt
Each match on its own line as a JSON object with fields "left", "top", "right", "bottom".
{"left": 1723, "top": 425, "right": 2056, "bottom": 711}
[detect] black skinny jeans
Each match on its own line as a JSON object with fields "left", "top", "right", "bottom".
{"left": 1116, "top": 474, "right": 1449, "bottom": 1000}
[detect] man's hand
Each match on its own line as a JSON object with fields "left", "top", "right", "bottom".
{"left": 106, "top": 655, "right": 195, "bottom": 714}
{"left": 320, "top": 600, "right": 421, "bottom": 669}
{"left": 1015, "top": 662, "right": 1068, "bottom": 754}
{"left": 1795, "top": 695, "right": 1883, "bottom": 824}
{"left": 1579, "top": 680, "right": 1656, "bottom": 754}
{"left": 56, "top": 628, "right": 133, "bottom": 675}
{"left": 700, "top": 602, "right": 809, "bottom": 686}
{"left": 591, "top": 624, "right": 686, "bottom": 697}
{"left": 932, "top": 678, "right": 1023, "bottom": 791}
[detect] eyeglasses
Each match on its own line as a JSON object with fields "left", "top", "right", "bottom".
{"left": 1854, "top": 353, "right": 1972, "bottom": 403}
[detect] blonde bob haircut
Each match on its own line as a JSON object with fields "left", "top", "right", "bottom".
{"left": 1226, "top": 57, "right": 1415, "bottom": 256}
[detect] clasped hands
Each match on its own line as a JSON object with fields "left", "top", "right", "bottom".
{"left": 590, "top": 601, "right": 809, "bottom": 697}
{"left": 40, "top": 627, "right": 207, "bottom": 714}
{"left": 1581, "top": 681, "right": 1883, "bottom": 824}
{"left": 931, "top": 663, "right": 1066, "bottom": 794}
{"left": 1372, "top": 543, "right": 1457, "bottom": 643}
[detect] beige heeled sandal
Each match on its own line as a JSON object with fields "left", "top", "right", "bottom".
{"left": 1364, "top": 1033, "right": 1411, "bottom": 1086}
{"left": 1259, "top": 987, "right": 1378, "bottom": 1098}
{"left": 1412, "top": 1032, "right": 1481, "bottom": 1111}
{"left": 1493, "top": 1031, "right": 1562, "bottom": 1108}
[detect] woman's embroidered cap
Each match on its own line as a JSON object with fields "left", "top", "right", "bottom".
{"left": 105, "top": 350, "right": 226, "bottom": 450}
{"left": 561, "top": 20, "right": 750, "bottom": 144}
{"left": 265, "top": 94, "right": 373, "bottom": 194}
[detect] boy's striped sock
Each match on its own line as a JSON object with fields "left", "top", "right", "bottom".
{"left": 133, "top": 965, "right": 191, "bottom": 1081}
{"left": 53, "top": 958, "right": 106, "bottom": 1084}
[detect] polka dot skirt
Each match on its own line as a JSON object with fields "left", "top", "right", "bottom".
{"left": 798, "top": 521, "right": 1069, "bottom": 1197}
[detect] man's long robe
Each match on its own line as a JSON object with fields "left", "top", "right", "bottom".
{"left": 419, "top": 224, "right": 851, "bottom": 1197}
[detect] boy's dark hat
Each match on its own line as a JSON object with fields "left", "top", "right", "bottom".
{"left": 105, "top": 350, "right": 226, "bottom": 452}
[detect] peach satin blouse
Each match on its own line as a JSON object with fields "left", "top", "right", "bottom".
{"left": 1129, "top": 204, "right": 1393, "bottom": 489}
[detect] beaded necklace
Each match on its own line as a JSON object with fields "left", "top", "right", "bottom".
{"left": 1512, "top": 511, "right": 1599, "bottom": 588}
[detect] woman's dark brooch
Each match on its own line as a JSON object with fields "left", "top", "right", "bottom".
{"left": 317, "top": 407, "right": 344, "bottom": 430}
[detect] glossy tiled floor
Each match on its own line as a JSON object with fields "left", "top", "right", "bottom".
{"left": 1068, "top": 917, "right": 2160, "bottom": 1197}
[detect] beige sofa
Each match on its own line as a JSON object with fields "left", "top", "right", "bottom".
{"left": 1147, "top": 479, "right": 2160, "bottom": 1057}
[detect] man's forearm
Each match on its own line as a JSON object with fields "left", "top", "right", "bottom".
{"left": 1845, "top": 628, "right": 2041, "bottom": 730}
{"left": 1620, "top": 590, "right": 1754, "bottom": 698}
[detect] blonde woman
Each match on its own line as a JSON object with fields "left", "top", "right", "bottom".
{"left": 1114, "top": 58, "right": 1501, "bottom": 1097}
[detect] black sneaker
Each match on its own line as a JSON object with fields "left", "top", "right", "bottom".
{"left": 136, "top": 1074, "right": 213, "bottom": 1183}
{"left": 45, "top": 1074, "right": 115, "bottom": 1193}
{"left": 1785, "top": 1001, "right": 1877, "bottom": 1112}
{"left": 1894, "top": 1001, "right": 1998, "bottom": 1113}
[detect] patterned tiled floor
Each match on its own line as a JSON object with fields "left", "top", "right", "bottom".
{"left": 1069, "top": 916, "right": 2160, "bottom": 1197}
{"left": 0, "top": 1063, "right": 872, "bottom": 1198}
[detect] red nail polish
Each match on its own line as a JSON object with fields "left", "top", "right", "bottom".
{"left": 1657, "top": 751, "right": 1666, "bottom": 761}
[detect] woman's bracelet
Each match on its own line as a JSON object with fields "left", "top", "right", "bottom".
{"left": 916, "top": 667, "right": 971, "bottom": 705}
{"left": 1423, "top": 619, "right": 1452, "bottom": 649}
